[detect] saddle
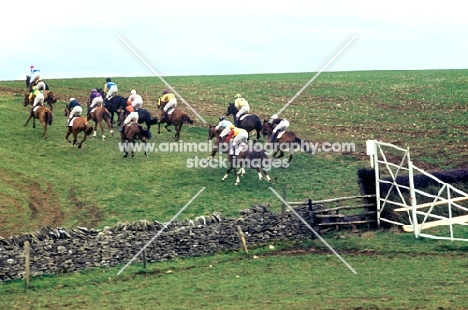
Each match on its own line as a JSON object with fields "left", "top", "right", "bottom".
{"left": 239, "top": 114, "right": 250, "bottom": 121}
{"left": 277, "top": 130, "right": 286, "bottom": 139}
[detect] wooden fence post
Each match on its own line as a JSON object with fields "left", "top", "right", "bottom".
{"left": 236, "top": 225, "right": 249, "bottom": 256}
{"left": 24, "top": 241, "right": 30, "bottom": 288}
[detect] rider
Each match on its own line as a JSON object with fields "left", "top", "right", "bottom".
{"left": 67, "top": 98, "right": 82, "bottom": 126}
{"left": 225, "top": 125, "right": 249, "bottom": 156}
{"left": 215, "top": 116, "right": 234, "bottom": 141}
{"left": 103, "top": 78, "right": 118, "bottom": 100}
{"left": 28, "top": 73, "right": 47, "bottom": 102}
{"left": 88, "top": 89, "right": 103, "bottom": 115}
{"left": 28, "top": 65, "right": 41, "bottom": 88}
{"left": 233, "top": 94, "right": 250, "bottom": 127}
{"left": 29, "top": 87, "right": 45, "bottom": 118}
{"left": 127, "top": 89, "right": 143, "bottom": 111}
{"left": 120, "top": 105, "right": 139, "bottom": 133}
{"left": 159, "top": 89, "right": 177, "bottom": 121}
{"left": 269, "top": 114, "right": 290, "bottom": 142}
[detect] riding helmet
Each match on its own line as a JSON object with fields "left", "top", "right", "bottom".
{"left": 163, "top": 89, "right": 169, "bottom": 94}
{"left": 106, "top": 78, "right": 111, "bottom": 82}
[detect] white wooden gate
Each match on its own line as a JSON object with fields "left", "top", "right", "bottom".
{"left": 366, "top": 140, "right": 468, "bottom": 241}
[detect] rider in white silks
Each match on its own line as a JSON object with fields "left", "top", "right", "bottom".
{"left": 29, "top": 65, "right": 41, "bottom": 87}
{"left": 67, "top": 98, "right": 83, "bottom": 126}
{"left": 128, "top": 89, "right": 143, "bottom": 111}
{"left": 233, "top": 94, "right": 250, "bottom": 127}
{"left": 29, "top": 88, "right": 45, "bottom": 118}
{"left": 120, "top": 105, "right": 139, "bottom": 133}
{"left": 104, "top": 78, "right": 118, "bottom": 100}
{"left": 88, "top": 89, "right": 103, "bottom": 114}
{"left": 225, "top": 125, "right": 249, "bottom": 156}
{"left": 215, "top": 116, "right": 234, "bottom": 140}
{"left": 269, "top": 114, "right": 290, "bottom": 142}
{"left": 159, "top": 89, "right": 177, "bottom": 121}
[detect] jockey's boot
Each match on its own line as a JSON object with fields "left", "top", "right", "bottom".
{"left": 234, "top": 117, "right": 239, "bottom": 127}
{"left": 164, "top": 111, "right": 169, "bottom": 121}
{"left": 119, "top": 126, "right": 125, "bottom": 133}
{"left": 269, "top": 133, "right": 277, "bottom": 143}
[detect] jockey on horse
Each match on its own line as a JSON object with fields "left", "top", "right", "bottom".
{"left": 127, "top": 89, "right": 143, "bottom": 111}
{"left": 225, "top": 125, "right": 249, "bottom": 156}
{"left": 28, "top": 87, "right": 45, "bottom": 118}
{"left": 88, "top": 89, "right": 103, "bottom": 115}
{"left": 103, "top": 78, "right": 118, "bottom": 100}
{"left": 120, "top": 105, "right": 140, "bottom": 133}
{"left": 215, "top": 116, "right": 234, "bottom": 145}
{"left": 233, "top": 94, "right": 250, "bottom": 127}
{"left": 67, "top": 98, "right": 83, "bottom": 127}
{"left": 158, "top": 89, "right": 177, "bottom": 121}
{"left": 268, "top": 114, "right": 290, "bottom": 142}
{"left": 159, "top": 89, "right": 177, "bottom": 121}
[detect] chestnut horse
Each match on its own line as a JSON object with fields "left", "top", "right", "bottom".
{"left": 64, "top": 104, "right": 93, "bottom": 148}
{"left": 262, "top": 119, "right": 312, "bottom": 163}
{"left": 157, "top": 98, "right": 194, "bottom": 141}
{"left": 206, "top": 125, "right": 229, "bottom": 161}
{"left": 24, "top": 105, "right": 53, "bottom": 139}
{"left": 88, "top": 106, "right": 114, "bottom": 139}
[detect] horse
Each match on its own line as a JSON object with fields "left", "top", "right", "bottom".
{"left": 157, "top": 98, "right": 194, "bottom": 141}
{"left": 97, "top": 88, "right": 126, "bottom": 125}
{"left": 118, "top": 109, "right": 159, "bottom": 131}
{"left": 120, "top": 123, "right": 152, "bottom": 158}
{"left": 221, "top": 142, "right": 274, "bottom": 185}
{"left": 262, "top": 119, "right": 313, "bottom": 163}
{"left": 225, "top": 103, "right": 262, "bottom": 141}
{"left": 206, "top": 125, "right": 229, "bottom": 160}
{"left": 24, "top": 90, "right": 57, "bottom": 111}
{"left": 24, "top": 104, "right": 53, "bottom": 139}
{"left": 87, "top": 106, "right": 114, "bottom": 139}
{"left": 64, "top": 104, "right": 94, "bottom": 148}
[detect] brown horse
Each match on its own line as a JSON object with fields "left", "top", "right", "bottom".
{"left": 157, "top": 98, "right": 194, "bottom": 141}
{"left": 225, "top": 103, "right": 263, "bottom": 141}
{"left": 64, "top": 104, "right": 93, "bottom": 148}
{"left": 221, "top": 142, "right": 275, "bottom": 185}
{"left": 24, "top": 105, "right": 53, "bottom": 139}
{"left": 23, "top": 91, "right": 57, "bottom": 111}
{"left": 262, "top": 120, "right": 312, "bottom": 163}
{"left": 88, "top": 106, "right": 114, "bottom": 139}
{"left": 120, "top": 123, "right": 152, "bottom": 158}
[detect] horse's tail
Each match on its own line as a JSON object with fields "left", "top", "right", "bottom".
{"left": 85, "top": 121, "right": 94, "bottom": 135}
{"left": 103, "top": 109, "right": 111, "bottom": 121}
{"left": 294, "top": 137, "right": 312, "bottom": 153}
{"left": 255, "top": 117, "right": 263, "bottom": 131}
{"left": 183, "top": 114, "right": 194, "bottom": 125}
{"left": 46, "top": 111, "right": 53, "bottom": 125}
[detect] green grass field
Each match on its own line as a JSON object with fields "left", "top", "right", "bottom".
{"left": 1, "top": 69, "right": 468, "bottom": 309}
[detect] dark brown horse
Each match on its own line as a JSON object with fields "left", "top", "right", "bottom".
{"left": 262, "top": 120, "right": 312, "bottom": 163}
{"left": 206, "top": 125, "right": 228, "bottom": 160}
{"left": 225, "top": 103, "right": 262, "bottom": 141}
{"left": 221, "top": 142, "right": 274, "bottom": 185}
{"left": 24, "top": 106, "right": 53, "bottom": 139}
{"left": 88, "top": 106, "right": 114, "bottom": 139}
{"left": 118, "top": 109, "right": 159, "bottom": 131}
{"left": 120, "top": 123, "right": 152, "bottom": 158}
{"left": 157, "top": 98, "right": 194, "bottom": 141}
{"left": 64, "top": 104, "right": 93, "bottom": 148}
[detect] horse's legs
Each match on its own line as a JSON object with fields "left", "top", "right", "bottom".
{"left": 157, "top": 121, "right": 161, "bottom": 135}
{"left": 24, "top": 115, "right": 33, "bottom": 127}
{"left": 65, "top": 127, "right": 72, "bottom": 143}
{"left": 165, "top": 123, "right": 172, "bottom": 132}
{"left": 99, "top": 120, "right": 106, "bottom": 139}
{"left": 174, "top": 124, "right": 182, "bottom": 141}
{"left": 39, "top": 119, "right": 47, "bottom": 139}
{"left": 93, "top": 119, "right": 98, "bottom": 137}
{"left": 78, "top": 127, "right": 88, "bottom": 148}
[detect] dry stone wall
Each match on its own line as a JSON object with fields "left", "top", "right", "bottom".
{"left": 0, "top": 204, "right": 318, "bottom": 283}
